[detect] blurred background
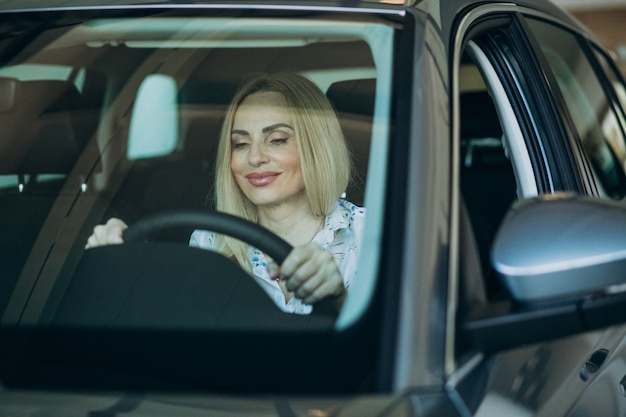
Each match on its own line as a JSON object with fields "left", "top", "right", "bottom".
{"left": 555, "top": 0, "right": 626, "bottom": 74}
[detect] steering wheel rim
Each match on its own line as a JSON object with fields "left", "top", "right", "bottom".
{"left": 124, "top": 210, "right": 293, "bottom": 264}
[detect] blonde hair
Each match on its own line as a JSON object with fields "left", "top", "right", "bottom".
{"left": 213, "top": 72, "right": 351, "bottom": 271}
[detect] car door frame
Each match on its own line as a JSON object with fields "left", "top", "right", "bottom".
{"left": 446, "top": 3, "right": 626, "bottom": 415}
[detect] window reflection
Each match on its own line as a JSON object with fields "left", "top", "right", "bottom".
{"left": 527, "top": 18, "right": 626, "bottom": 199}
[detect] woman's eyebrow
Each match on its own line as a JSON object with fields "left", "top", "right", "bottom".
{"left": 231, "top": 129, "right": 249, "bottom": 136}
{"left": 262, "top": 123, "right": 294, "bottom": 133}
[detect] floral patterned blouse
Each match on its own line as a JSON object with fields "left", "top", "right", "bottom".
{"left": 189, "top": 199, "right": 366, "bottom": 315}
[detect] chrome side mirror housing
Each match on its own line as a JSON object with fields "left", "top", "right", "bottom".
{"left": 465, "top": 194, "right": 626, "bottom": 352}
{"left": 493, "top": 193, "right": 626, "bottom": 304}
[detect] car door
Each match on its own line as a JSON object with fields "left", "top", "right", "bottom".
{"left": 520, "top": 14, "right": 626, "bottom": 417}
{"left": 446, "top": 4, "right": 626, "bottom": 416}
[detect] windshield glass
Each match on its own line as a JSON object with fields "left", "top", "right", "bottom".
{"left": 0, "top": 9, "right": 393, "bottom": 392}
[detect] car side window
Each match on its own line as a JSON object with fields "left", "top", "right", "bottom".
{"left": 456, "top": 40, "right": 530, "bottom": 357}
{"left": 525, "top": 18, "right": 626, "bottom": 199}
{"left": 458, "top": 34, "right": 543, "bottom": 304}
{"left": 594, "top": 48, "right": 626, "bottom": 129}
{"left": 456, "top": 16, "right": 626, "bottom": 364}
{"left": 458, "top": 52, "right": 514, "bottom": 300}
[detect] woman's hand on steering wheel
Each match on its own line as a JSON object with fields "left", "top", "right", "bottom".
{"left": 86, "top": 211, "right": 342, "bottom": 314}
{"left": 85, "top": 217, "right": 128, "bottom": 249}
{"left": 269, "top": 242, "right": 346, "bottom": 306}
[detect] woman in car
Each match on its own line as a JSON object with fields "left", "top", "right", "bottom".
{"left": 86, "top": 72, "right": 365, "bottom": 314}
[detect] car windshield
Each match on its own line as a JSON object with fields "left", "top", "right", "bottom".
{"left": 0, "top": 9, "right": 393, "bottom": 392}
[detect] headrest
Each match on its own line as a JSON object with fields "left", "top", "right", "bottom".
{"left": 0, "top": 78, "right": 82, "bottom": 175}
{"left": 326, "top": 78, "right": 376, "bottom": 117}
{"left": 460, "top": 91, "right": 502, "bottom": 140}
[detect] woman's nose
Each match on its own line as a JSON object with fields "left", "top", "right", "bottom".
{"left": 248, "top": 142, "right": 269, "bottom": 166}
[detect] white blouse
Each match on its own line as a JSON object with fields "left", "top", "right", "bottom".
{"left": 189, "top": 199, "right": 366, "bottom": 314}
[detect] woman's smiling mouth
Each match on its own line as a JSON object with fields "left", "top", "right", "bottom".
{"left": 245, "top": 172, "right": 281, "bottom": 186}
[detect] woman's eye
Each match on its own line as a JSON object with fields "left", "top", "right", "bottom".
{"left": 232, "top": 142, "right": 249, "bottom": 150}
{"left": 270, "top": 137, "right": 288, "bottom": 145}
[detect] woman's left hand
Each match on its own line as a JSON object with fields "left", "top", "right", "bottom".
{"left": 269, "top": 242, "right": 346, "bottom": 306}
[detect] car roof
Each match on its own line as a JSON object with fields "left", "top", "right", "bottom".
{"left": 0, "top": 0, "right": 573, "bottom": 16}
{"left": 0, "top": 0, "right": 587, "bottom": 49}
{"left": 0, "top": 0, "right": 403, "bottom": 13}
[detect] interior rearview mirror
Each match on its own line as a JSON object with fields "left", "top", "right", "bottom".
{"left": 127, "top": 74, "right": 179, "bottom": 160}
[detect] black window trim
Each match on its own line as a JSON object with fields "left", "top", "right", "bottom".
{"left": 587, "top": 42, "right": 626, "bottom": 145}
{"left": 476, "top": 31, "right": 556, "bottom": 192}
{"left": 512, "top": 12, "right": 589, "bottom": 193}
{"left": 457, "top": 10, "right": 587, "bottom": 195}
{"left": 515, "top": 11, "right": 612, "bottom": 197}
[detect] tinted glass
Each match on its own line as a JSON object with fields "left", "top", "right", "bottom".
{"left": 526, "top": 18, "right": 626, "bottom": 198}
{"left": 0, "top": 12, "right": 393, "bottom": 328}
{"left": 0, "top": 10, "right": 397, "bottom": 393}
{"left": 594, "top": 48, "right": 626, "bottom": 129}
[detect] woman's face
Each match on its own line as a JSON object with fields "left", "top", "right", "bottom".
{"left": 230, "top": 91, "right": 306, "bottom": 210}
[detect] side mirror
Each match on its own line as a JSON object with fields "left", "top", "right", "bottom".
{"left": 127, "top": 74, "right": 179, "bottom": 160}
{"left": 493, "top": 193, "right": 626, "bottom": 303}
{"left": 465, "top": 194, "right": 626, "bottom": 352}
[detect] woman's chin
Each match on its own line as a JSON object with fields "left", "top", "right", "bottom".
{"left": 245, "top": 192, "right": 308, "bottom": 210}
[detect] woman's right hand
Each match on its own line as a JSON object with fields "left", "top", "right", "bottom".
{"left": 85, "top": 217, "right": 128, "bottom": 249}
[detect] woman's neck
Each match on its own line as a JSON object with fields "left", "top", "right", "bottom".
{"left": 257, "top": 201, "right": 323, "bottom": 247}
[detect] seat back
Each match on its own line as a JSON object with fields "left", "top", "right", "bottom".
{"left": 326, "top": 78, "right": 376, "bottom": 207}
{"left": 102, "top": 80, "right": 225, "bottom": 234}
{"left": 106, "top": 76, "right": 376, "bottom": 228}
{"left": 460, "top": 91, "right": 516, "bottom": 299}
{"left": 0, "top": 78, "right": 95, "bottom": 313}
{"left": 0, "top": 78, "right": 86, "bottom": 176}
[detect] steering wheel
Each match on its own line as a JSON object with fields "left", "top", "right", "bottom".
{"left": 124, "top": 210, "right": 293, "bottom": 264}
{"left": 123, "top": 210, "right": 338, "bottom": 316}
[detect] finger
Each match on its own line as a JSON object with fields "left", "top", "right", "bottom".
{"left": 91, "top": 224, "right": 108, "bottom": 245}
{"left": 85, "top": 225, "right": 110, "bottom": 249}
{"left": 104, "top": 218, "right": 128, "bottom": 244}
{"left": 285, "top": 251, "right": 341, "bottom": 300}
{"left": 295, "top": 261, "right": 342, "bottom": 301}
{"left": 105, "top": 227, "right": 125, "bottom": 244}
{"left": 85, "top": 218, "right": 128, "bottom": 248}
{"left": 280, "top": 243, "right": 324, "bottom": 280}
{"left": 303, "top": 277, "right": 346, "bottom": 305}
{"left": 267, "top": 259, "right": 280, "bottom": 280}
{"left": 105, "top": 217, "right": 128, "bottom": 230}
{"left": 85, "top": 234, "right": 99, "bottom": 249}
{"left": 284, "top": 248, "right": 332, "bottom": 292}
{"left": 292, "top": 267, "right": 327, "bottom": 298}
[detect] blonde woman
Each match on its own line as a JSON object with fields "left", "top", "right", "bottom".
{"left": 86, "top": 72, "right": 365, "bottom": 315}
